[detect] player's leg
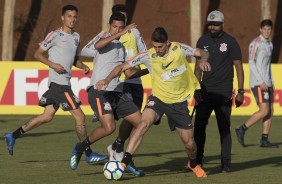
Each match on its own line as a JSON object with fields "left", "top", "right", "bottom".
{"left": 121, "top": 108, "right": 158, "bottom": 168}
{"left": 163, "top": 99, "right": 206, "bottom": 177}
{"left": 109, "top": 84, "right": 143, "bottom": 161}
{"left": 69, "top": 89, "right": 117, "bottom": 170}
{"left": 4, "top": 104, "right": 57, "bottom": 156}
{"left": 236, "top": 86, "right": 270, "bottom": 146}
{"left": 176, "top": 128, "right": 207, "bottom": 177}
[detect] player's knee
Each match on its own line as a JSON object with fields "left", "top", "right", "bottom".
{"left": 259, "top": 108, "right": 269, "bottom": 117}
{"left": 43, "top": 115, "right": 54, "bottom": 123}
{"left": 103, "top": 123, "right": 116, "bottom": 135}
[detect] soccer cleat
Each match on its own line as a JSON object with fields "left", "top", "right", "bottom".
{"left": 86, "top": 152, "right": 108, "bottom": 164}
{"left": 125, "top": 161, "right": 145, "bottom": 177}
{"left": 187, "top": 161, "right": 207, "bottom": 177}
{"left": 235, "top": 127, "right": 246, "bottom": 147}
{"left": 69, "top": 143, "right": 83, "bottom": 170}
{"left": 92, "top": 114, "right": 99, "bottom": 123}
{"left": 4, "top": 133, "right": 16, "bottom": 156}
{"left": 260, "top": 140, "right": 279, "bottom": 148}
{"left": 107, "top": 145, "right": 115, "bottom": 161}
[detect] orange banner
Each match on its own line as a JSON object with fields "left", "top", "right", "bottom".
{"left": 0, "top": 62, "right": 281, "bottom": 115}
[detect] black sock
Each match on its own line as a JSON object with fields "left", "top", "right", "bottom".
{"left": 121, "top": 152, "right": 132, "bottom": 166}
{"left": 77, "top": 137, "right": 91, "bottom": 153}
{"left": 189, "top": 158, "right": 197, "bottom": 168}
{"left": 12, "top": 127, "right": 25, "bottom": 139}
{"left": 112, "top": 139, "right": 124, "bottom": 153}
{"left": 261, "top": 134, "right": 268, "bottom": 141}
{"left": 85, "top": 146, "right": 93, "bottom": 157}
{"left": 242, "top": 124, "right": 248, "bottom": 131}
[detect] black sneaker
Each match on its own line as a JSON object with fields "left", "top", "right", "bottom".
{"left": 260, "top": 140, "right": 279, "bottom": 148}
{"left": 235, "top": 127, "right": 246, "bottom": 147}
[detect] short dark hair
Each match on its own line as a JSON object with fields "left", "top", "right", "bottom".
{"left": 109, "top": 12, "right": 125, "bottom": 24}
{"left": 112, "top": 4, "right": 127, "bottom": 13}
{"left": 151, "top": 27, "right": 168, "bottom": 43}
{"left": 260, "top": 19, "right": 273, "bottom": 28}
{"left": 62, "top": 5, "right": 78, "bottom": 15}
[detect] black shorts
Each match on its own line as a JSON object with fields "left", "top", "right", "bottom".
{"left": 123, "top": 83, "right": 144, "bottom": 110}
{"left": 88, "top": 88, "right": 139, "bottom": 120}
{"left": 145, "top": 95, "right": 192, "bottom": 131}
{"left": 251, "top": 86, "right": 274, "bottom": 104}
{"left": 38, "top": 82, "right": 81, "bottom": 111}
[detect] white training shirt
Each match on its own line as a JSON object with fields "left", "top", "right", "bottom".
{"left": 249, "top": 35, "right": 273, "bottom": 88}
{"left": 39, "top": 27, "right": 80, "bottom": 86}
{"left": 84, "top": 31, "right": 126, "bottom": 92}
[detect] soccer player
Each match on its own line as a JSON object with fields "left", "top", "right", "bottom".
{"left": 235, "top": 19, "right": 278, "bottom": 148}
{"left": 96, "top": 27, "right": 211, "bottom": 178}
{"left": 69, "top": 13, "right": 144, "bottom": 176}
{"left": 193, "top": 10, "right": 244, "bottom": 173}
{"left": 4, "top": 5, "right": 107, "bottom": 163}
{"left": 108, "top": 4, "right": 149, "bottom": 163}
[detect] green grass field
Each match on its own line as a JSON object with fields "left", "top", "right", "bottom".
{"left": 0, "top": 115, "right": 281, "bottom": 184}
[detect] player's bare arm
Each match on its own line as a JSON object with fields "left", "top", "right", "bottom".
{"left": 126, "top": 68, "right": 149, "bottom": 79}
{"left": 34, "top": 47, "right": 66, "bottom": 74}
{"left": 73, "top": 56, "right": 90, "bottom": 74}
{"left": 94, "top": 23, "right": 137, "bottom": 50}
{"left": 194, "top": 49, "right": 211, "bottom": 72}
{"left": 95, "top": 62, "right": 132, "bottom": 90}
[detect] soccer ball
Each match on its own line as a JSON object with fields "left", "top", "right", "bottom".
{"left": 103, "top": 161, "right": 124, "bottom": 180}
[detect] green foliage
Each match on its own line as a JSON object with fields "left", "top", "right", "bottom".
{"left": 0, "top": 115, "right": 281, "bottom": 184}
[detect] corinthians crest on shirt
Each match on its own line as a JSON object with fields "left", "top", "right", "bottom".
{"left": 219, "top": 43, "right": 227, "bottom": 52}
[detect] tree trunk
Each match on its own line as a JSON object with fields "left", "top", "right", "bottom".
{"left": 261, "top": 0, "right": 271, "bottom": 19}
{"left": 2, "top": 0, "right": 16, "bottom": 61}
{"left": 190, "top": 0, "right": 201, "bottom": 62}
{"left": 102, "top": 0, "right": 114, "bottom": 31}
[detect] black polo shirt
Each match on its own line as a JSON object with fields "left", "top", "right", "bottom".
{"left": 196, "top": 32, "right": 242, "bottom": 96}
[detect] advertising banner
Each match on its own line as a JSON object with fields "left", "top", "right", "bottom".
{"left": 0, "top": 62, "right": 281, "bottom": 115}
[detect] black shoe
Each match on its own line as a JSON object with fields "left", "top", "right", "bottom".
{"left": 260, "top": 140, "right": 279, "bottom": 148}
{"left": 235, "top": 127, "right": 246, "bottom": 147}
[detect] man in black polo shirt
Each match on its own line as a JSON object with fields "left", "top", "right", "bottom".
{"left": 193, "top": 10, "right": 244, "bottom": 173}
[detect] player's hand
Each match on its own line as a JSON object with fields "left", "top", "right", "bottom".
{"left": 121, "top": 23, "right": 137, "bottom": 35}
{"left": 235, "top": 93, "right": 244, "bottom": 107}
{"left": 52, "top": 63, "right": 67, "bottom": 74}
{"left": 95, "top": 79, "right": 109, "bottom": 91}
{"left": 260, "top": 82, "right": 268, "bottom": 91}
{"left": 198, "top": 61, "right": 211, "bottom": 72}
{"left": 83, "top": 66, "right": 90, "bottom": 75}
{"left": 194, "top": 89, "right": 203, "bottom": 103}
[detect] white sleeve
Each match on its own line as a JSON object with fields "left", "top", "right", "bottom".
{"left": 81, "top": 38, "right": 97, "bottom": 58}
{"left": 132, "top": 28, "right": 147, "bottom": 52}
{"left": 179, "top": 43, "right": 196, "bottom": 57}
{"left": 39, "top": 31, "right": 58, "bottom": 51}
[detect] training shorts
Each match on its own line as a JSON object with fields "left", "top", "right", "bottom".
{"left": 38, "top": 82, "right": 81, "bottom": 111}
{"left": 145, "top": 95, "right": 192, "bottom": 131}
{"left": 251, "top": 86, "right": 274, "bottom": 104}
{"left": 88, "top": 88, "right": 139, "bottom": 120}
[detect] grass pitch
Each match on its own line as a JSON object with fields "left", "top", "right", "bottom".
{"left": 0, "top": 115, "right": 281, "bottom": 184}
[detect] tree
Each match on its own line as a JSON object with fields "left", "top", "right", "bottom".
{"left": 2, "top": 0, "right": 16, "bottom": 61}
{"left": 102, "top": 0, "right": 114, "bottom": 31}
